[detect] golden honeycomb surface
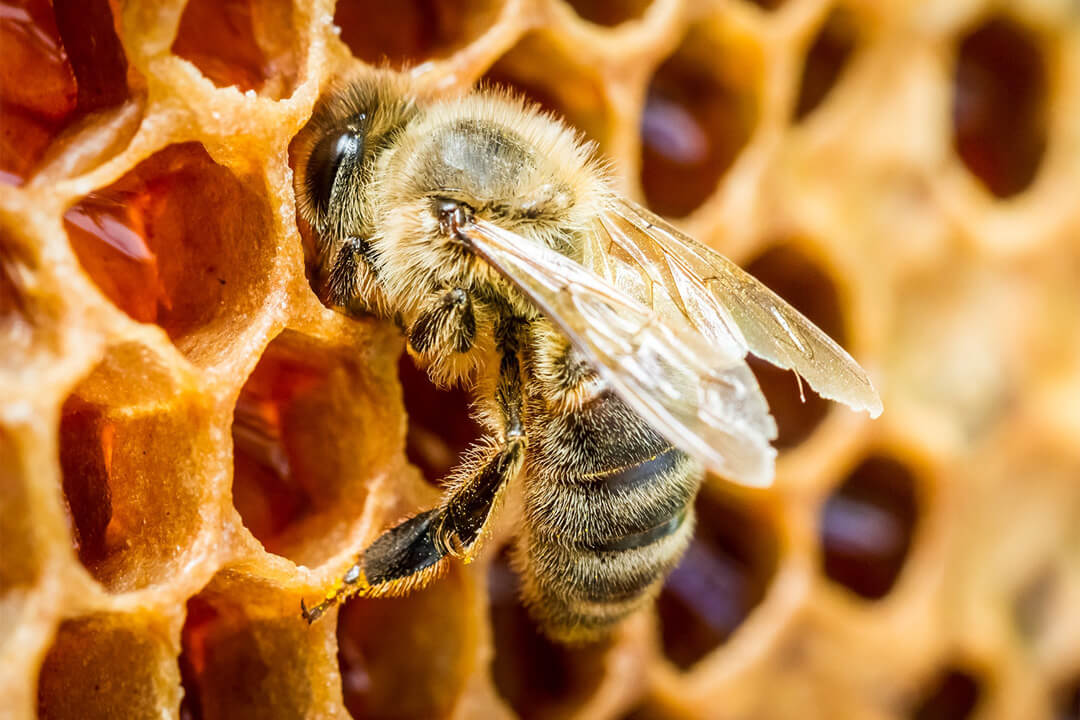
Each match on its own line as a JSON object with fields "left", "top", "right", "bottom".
{"left": 2, "top": 1, "right": 1079, "bottom": 719}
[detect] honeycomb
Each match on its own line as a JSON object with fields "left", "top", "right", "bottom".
{"left": 2, "top": 0, "right": 1079, "bottom": 718}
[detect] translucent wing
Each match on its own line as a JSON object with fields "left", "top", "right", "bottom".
{"left": 459, "top": 217, "right": 778, "bottom": 488}
{"left": 592, "top": 196, "right": 883, "bottom": 418}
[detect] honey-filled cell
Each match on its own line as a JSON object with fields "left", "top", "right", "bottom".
{"left": 820, "top": 455, "right": 918, "bottom": 600}
{"left": 953, "top": 16, "right": 1047, "bottom": 198}
{"left": 640, "top": 24, "right": 760, "bottom": 217}
{"left": 794, "top": 7, "right": 858, "bottom": 121}
{"left": 488, "top": 550, "right": 610, "bottom": 719}
{"left": 334, "top": 0, "right": 500, "bottom": 69}
{"left": 63, "top": 143, "right": 276, "bottom": 368}
{"left": 0, "top": 0, "right": 133, "bottom": 184}
{"left": 656, "top": 487, "right": 778, "bottom": 669}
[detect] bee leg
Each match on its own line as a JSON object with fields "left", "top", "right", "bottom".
{"left": 407, "top": 287, "right": 476, "bottom": 355}
{"left": 324, "top": 235, "right": 379, "bottom": 308}
{"left": 301, "top": 322, "right": 525, "bottom": 623}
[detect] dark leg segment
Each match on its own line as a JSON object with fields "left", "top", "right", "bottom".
{"left": 302, "top": 317, "right": 526, "bottom": 623}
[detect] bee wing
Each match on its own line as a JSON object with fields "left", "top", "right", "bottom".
{"left": 461, "top": 217, "right": 778, "bottom": 488}
{"left": 593, "top": 197, "right": 883, "bottom": 418}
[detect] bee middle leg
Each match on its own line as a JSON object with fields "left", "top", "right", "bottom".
{"left": 302, "top": 319, "right": 525, "bottom": 623}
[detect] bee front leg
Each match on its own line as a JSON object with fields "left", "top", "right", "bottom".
{"left": 325, "top": 235, "right": 383, "bottom": 312}
{"left": 407, "top": 286, "right": 476, "bottom": 355}
{"left": 302, "top": 322, "right": 525, "bottom": 623}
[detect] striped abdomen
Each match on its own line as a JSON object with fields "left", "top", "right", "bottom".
{"left": 519, "top": 386, "right": 704, "bottom": 642}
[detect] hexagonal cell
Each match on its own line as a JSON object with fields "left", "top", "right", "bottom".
{"left": 952, "top": 16, "right": 1047, "bottom": 198}
{"left": 794, "top": 7, "right": 857, "bottom": 121}
{"left": 172, "top": 0, "right": 298, "bottom": 98}
{"left": 744, "top": 244, "right": 845, "bottom": 449}
{"left": 37, "top": 613, "right": 179, "bottom": 720}
{"left": 398, "top": 355, "right": 480, "bottom": 487}
{"left": 820, "top": 455, "right": 918, "bottom": 600}
{"left": 0, "top": 0, "right": 134, "bottom": 185}
{"left": 563, "top": 0, "right": 651, "bottom": 28}
{"left": 231, "top": 330, "right": 401, "bottom": 566}
{"left": 62, "top": 142, "right": 276, "bottom": 368}
{"left": 58, "top": 346, "right": 216, "bottom": 593}
{"left": 179, "top": 577, "right": 338, "bottom": 720}
{"left": 656, "top": 486, "right": 779, "bottom": 670}
{"left": 1054, "top": 675, "right": 1080, "bottom": 720}
{"left": 640, "top": 23, "right": 760, "bottom": 217}
{"left": 489, "top": 550, "right": 610, "bottom": 719}
{"left": 483, "top": 32, "right": 613, "bottom": 149}
{"left": 337, "top": 564, "right": 471, "bottom": 719}
{"left": 334, "top": 0, "right": 501, "bottom": 69}
{"left": 909, "top": 666, "right": 983, "bottom": 720}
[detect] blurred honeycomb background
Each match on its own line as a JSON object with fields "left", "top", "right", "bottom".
{"left": 2, "top": 0, "right": 1079, "bottom": 718}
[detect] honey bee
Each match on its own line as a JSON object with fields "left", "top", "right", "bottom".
{"left": 293, "top": 71, "right": 881, "bottom": 642}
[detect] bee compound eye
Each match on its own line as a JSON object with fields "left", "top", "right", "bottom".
{"left": 306, "top": 128, "right": 364, "bottom": 217}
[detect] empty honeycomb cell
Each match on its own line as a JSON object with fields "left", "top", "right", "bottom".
{"left": 640, "top": 24, "right": 759, "bottom": 217}
{"left": 483, "top": 32, "right": 613, "bottom": 149}
{"left": 1055, "top": 676, "right": 1080, "bottom": 720}
{"left": 179, "top": 581, "right": 338, "bottom": 720}
{"left": 231, "top": 330, "right": 400, "bottom": 566}
{"left": 656, "top": 486, "right": 779, "bottom": 670}
{"left": 172, "top": 0, "right": 298, "bottom": 99}
{"left": 793, "top": 7, "right": 857, "bottom": 121}
{"left": 36, "top": 613, "right": 179, "bottom": 720}
{"left": 337, "top": 564, "right": 471, "bottom": 719}
{"left": 489, "top": 550, "right": 609, "bottom": 719}
{"left": 334, "top": 0, "right": 501, "bottom": 69}
{"left": 562, "top": 0, "right": 651, "bottom": 28}
{"left": 62, "top": 142, "right": 276, "bottom": 367}
{"left": 58, "top": 357, "right": 215, "bottom": 593}
{"left": 398, "top": 355, "right": 481, "bottom": 486}
{"left": 744, "top": 244, "right": 844, "bottom": 448}
{"left": 952, "top": 16, "right": 1047, "bottom": 198}
{"left": 820, "top": 455, "right": 918, "bottom": 600}
{"left": 909, "top": 666, "right": 983, "bottom": 720}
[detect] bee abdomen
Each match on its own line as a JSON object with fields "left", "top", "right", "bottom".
{"left": 520, "top": 391, "right": 704, "bottom": 641}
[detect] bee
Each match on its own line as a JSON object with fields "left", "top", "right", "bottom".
{"left": 293, "top": 71, "right": 881, "bottom": 642}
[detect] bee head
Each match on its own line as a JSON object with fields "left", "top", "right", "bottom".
{"left": 292, "top": 72, "right": 418, "bottom": 235}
